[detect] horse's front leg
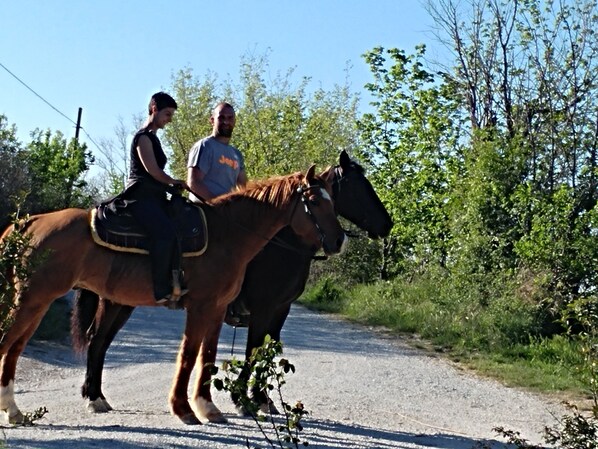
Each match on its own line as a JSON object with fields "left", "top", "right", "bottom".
{"left": 191, "top": 311, "right": 227, "bottom": 424}
{"left": 169, "top": 317, "right": 204, "bottom": 425}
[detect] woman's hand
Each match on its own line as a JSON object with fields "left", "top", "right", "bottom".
{"left": 170, "top": 180, "right": 190, "bottom": 192}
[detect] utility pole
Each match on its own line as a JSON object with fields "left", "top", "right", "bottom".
{"left": 75, "top": 107, "right": 82, "bottom": 141}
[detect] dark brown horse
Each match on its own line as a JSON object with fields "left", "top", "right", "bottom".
{"left": 71, "top": 151, "right": 392, "bottom": 418}
{"left": 0, "top": 166, "right": 346, "bottom": 425}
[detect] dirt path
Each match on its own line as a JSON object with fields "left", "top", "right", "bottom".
{"left": 1, "top": 304, "right": 565, "bottom": 448}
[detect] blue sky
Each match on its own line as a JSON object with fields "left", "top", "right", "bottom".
{"left": 1, "top": 1, "right": 438, "bottom": 164}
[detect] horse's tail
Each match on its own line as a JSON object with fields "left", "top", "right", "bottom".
{"left": 70, "top": 288, "right": 100, "bottom": 354}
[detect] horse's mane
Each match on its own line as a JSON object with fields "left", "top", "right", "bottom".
{"left": 211, "top": 172, "right": 305, "bottom": 209}
{"left": 347, "top": 160, "right": 365, "bottom": 175}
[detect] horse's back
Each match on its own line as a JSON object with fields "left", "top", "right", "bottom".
{"left": 25, "top": 208, "right": 90, "bottom": 244}
{"left": 16, "top": 208, "right": 95, "bottom": 293}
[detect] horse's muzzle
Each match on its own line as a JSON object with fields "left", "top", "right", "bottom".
{"left": 323, "top": 233, "right": 348, "bottom": 256}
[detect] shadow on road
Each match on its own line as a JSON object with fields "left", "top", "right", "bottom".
{"left": 3, "top": 417, "right": 509, "bottom": 449}
{"left": 24, "top": 302, "right": 424, "bottom": 370}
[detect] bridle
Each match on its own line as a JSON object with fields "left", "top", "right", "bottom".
{"left": 287, "top": 181, "right": 335, "bottom": 251}
{"left": 268, "top": 166, "right": 361, "bottom": 258}
{"left": 185, "top": 178, "right": 338, "bottom": 254}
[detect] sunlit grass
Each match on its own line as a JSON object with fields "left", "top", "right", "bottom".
{"left": 300, "top": 273, "right": 592, "bottom": 400}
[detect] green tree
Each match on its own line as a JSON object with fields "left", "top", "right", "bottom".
{"left": 0, "top": 115, "right": 28, "bottom": 230}
{"left": 24, "top": 129, "right": 95, "bottom": 213}
{"left": 163, "top": 52, "right": 371, "bottom": 285}
{"left": 90, "top": 117, "right": 137, "bottom": 199}
{"left": 164, "top": 52, "right": 360, "bottom": 181}
{"left": 165, "top": 67, "right": 220, "bottom": 179}
{"left": 427, "top": 0, "right": 598, "bottom": 315}
{"left": 357, "top": 45, "right": 464, "bottom": 278}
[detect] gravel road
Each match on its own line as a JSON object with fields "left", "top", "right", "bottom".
{"left": 0, "top": 304, "right": 566, "bottom": 448}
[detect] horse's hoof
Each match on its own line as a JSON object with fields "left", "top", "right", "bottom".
{"left": 7, "top": 410, "right": 24, "bottom": 424}
{"left": 179, "top": 413, "right": 202, "bottom": 425}
{"left": 102, "top": 398, "right": 113, "bottom": 411}
{"left": 206, "top": 410, "right": 228, "bottom": 423}
{"left": 235, "top": 404, "right": 251, "bottom": 417}
{"left": 192, "top": 397, "right": 227, "bottom": 423}
{"left": 260, "top": 401, "right": 280, "bottom": 415}
{"left": 86, "top": 398, "right": 111, "bottom": 413}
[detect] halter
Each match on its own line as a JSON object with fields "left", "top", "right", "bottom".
{"left": 289, "top": 182, "right": 334, "bottom": 249}
{"left": 198, "top": 178, "right": 337, "bottom": 254}
{"left": 268, "top": 167, "right": 362, "bottom": 257}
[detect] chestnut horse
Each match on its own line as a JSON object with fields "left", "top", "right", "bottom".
{"left": 71, "top": 151, "right": 392, "bottom": 417}
{"left": 0, "top": 166, "right": 346, "bottom": 425}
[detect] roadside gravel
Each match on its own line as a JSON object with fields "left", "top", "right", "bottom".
{"left": 0, "top": 304, "right": 566, "bottom": 448}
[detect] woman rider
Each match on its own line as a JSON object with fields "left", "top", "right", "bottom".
{"left": 124, "top": 91, "right": 188, "bottom": 305}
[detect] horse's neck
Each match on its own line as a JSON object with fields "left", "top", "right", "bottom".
{"left": 209, "top": 196, "right": 294, "bottom": 259}
{"left": 273, "top": 226, "right": 316, "bottom": 252}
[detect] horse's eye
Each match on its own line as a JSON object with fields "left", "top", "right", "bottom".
{"left": 308, "top": 195, "right": 320, "bottom": 206}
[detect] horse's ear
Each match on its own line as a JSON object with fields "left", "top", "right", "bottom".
{"left": 320, "top": 166, "right": 335, "bottom": 184}
{"left": 339, "top": 150, "right": 351, "bottom": 168}
{"left": 306, "top": 164, "right": 316, "bottom": 181}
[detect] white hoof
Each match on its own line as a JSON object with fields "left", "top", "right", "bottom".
{"left": 192, "top": 397, "right": 227, "bottom": 423}
{"left": 0, "top": 408, "right": 24, "bottom": 425}
{"left": 0, "top": 382, "right": 23, "bottom": 424}
{"left": 86, "top": 397, "right": 112, "bottom": 413}
{"left": 9, "top": 409, "right": 24, "bottom": 424}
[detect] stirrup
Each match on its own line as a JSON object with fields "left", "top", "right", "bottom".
{"left": 156, "top": 295, "right": 172, "bottom": 305}
{"left": 156, "top": 288, "right": 188, "bottom": 307}
{"left": 165, "top": 288, "right": 189, "bottom": 310}
{"left": 171, "top": 269, "right": 186, "bottom": 297}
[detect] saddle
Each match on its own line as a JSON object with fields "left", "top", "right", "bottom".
{"left": 90, "top": 195, "right": 208, "bottom": 257}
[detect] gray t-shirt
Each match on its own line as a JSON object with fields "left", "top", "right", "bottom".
{"left": 187, "top": 136, "right": 245, "bottom": 201}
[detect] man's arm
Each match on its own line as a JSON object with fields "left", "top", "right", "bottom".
{"left": 187, "top": 166, "right": 216, "bottom": 201}
{"left": 237, "top": 169, "right": 248, "bottom": 189}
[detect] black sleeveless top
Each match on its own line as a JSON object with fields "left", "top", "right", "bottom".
{"left": 128, "top": 127, "right": 167, "bottom": 182}
{"left": 125, "top": 127, "right": 168, "bottom": 200}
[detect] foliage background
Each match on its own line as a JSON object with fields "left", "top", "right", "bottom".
{"left": 1, "top": 2, "right": 597, "bottom": 409}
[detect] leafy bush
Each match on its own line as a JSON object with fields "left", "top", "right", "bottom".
{"left": 300, "top": 277, "right": 348, "bottom": 313}
{"left": 211, "top": 336, "right": 309, "bottom": 448}
{"left": 0, "top": 214, "right": 33, "bottom": 335}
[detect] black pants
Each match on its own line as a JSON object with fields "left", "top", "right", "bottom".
{"left": 128, "top": 197, "right": 179, "bottom": 300}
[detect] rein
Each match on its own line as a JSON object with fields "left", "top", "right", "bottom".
{"left": 185, "top": 169, "right": 361, "bottom": 258}
{"left": 188, "top": 180, "right": 334, "bottom": 255}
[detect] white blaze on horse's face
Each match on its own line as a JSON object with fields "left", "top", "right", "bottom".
{"left": 296, "top": 180, "right": 347, "bottom": 256}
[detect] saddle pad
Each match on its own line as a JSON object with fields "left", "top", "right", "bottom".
{"left": 89, "top": 203, "right": 208, "bottom": 257}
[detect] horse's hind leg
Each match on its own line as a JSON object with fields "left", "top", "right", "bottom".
{"left": 0, "top": 284, "right": 56, "bottom": 423}
{"left": 84, "top": 299, "right": 134, "bottom": 413}
{"left": 234, "top": 305, "right": 290, "bottom": 416}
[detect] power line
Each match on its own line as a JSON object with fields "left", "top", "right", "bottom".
{"left": 0, "top": 60, "right": 103, "bottom": 153}
{"left": 0, "top": 61, "right": 76, "bottom": 126}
